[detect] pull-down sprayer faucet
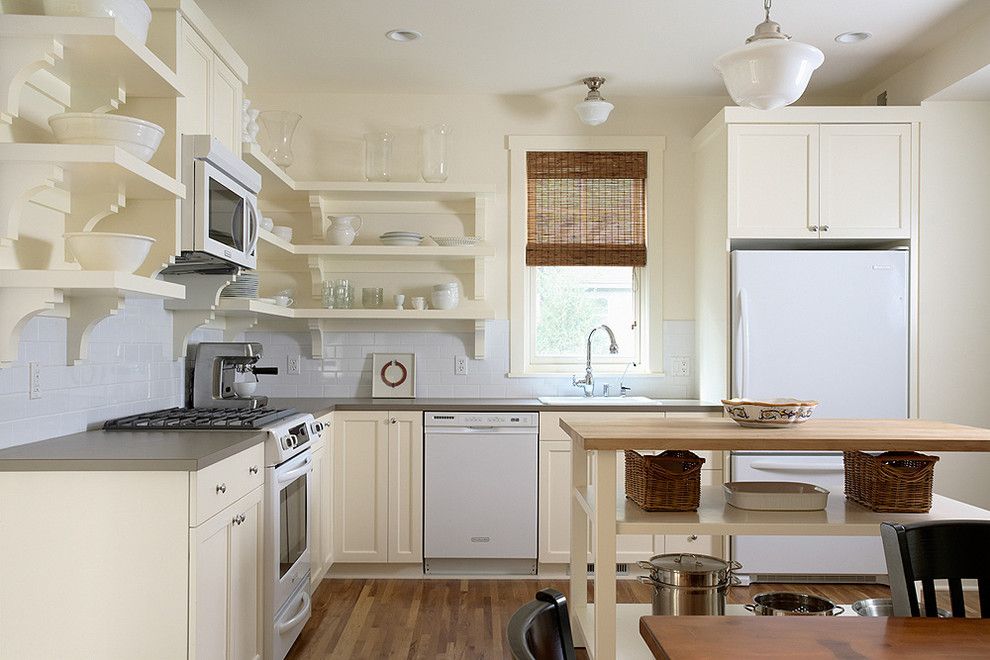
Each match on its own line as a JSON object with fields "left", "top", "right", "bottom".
{"left": 572, "top": 325, "right": 619, "bottom": 397}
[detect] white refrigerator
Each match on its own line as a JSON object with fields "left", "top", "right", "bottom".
{"left": 730, "top": 250, "right": 909, "bottom": 580}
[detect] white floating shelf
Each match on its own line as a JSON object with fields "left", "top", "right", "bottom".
{"left": 0, "top": 270, "right": 184, "bottom": 297}
{"left": 0, "top": 143, "right": 185, "bottom": 199}
{"left": 1, "top": 15, "right": 182, "bottom": 124}
{"left": 258, "top": 228, "right": 494, "bottom": 258}
{"left": 216, "top": 296, "right": 494, "bottom": 321}
{"left": 215, "top": 297, "right": 295, "bottom": 318}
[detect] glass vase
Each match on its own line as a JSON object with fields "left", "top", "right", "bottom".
{"left": 364, "top": 131, "right": 393, "bottom": 182}
{"left": 259, "top": 111, "right": 301, "bottom": 169}
{"left": 421, "top": 123, "right": 449, "bottom": 182}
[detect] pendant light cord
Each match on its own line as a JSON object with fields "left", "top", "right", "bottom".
{"left": 764, "top": 0, "right": 772, "bottom": 21}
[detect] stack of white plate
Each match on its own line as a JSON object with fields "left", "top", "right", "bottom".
{"left": 380, "top": 231, "right": 424, "bottom": 246}
{"left": 219, "top": 272, "right": 260, "bottom": 298}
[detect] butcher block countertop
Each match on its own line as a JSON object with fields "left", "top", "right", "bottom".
{"left": 559, "top": 416, "right": 990, "bottom": 452}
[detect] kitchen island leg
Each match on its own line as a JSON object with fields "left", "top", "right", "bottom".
{"left": 569, "top": 435, "right": 589, "bottom": 646}
{"left": 594, "top": 449, "right": 617, "bottom": 660}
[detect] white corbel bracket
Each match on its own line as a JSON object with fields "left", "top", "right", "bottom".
{"left": 0, "top": 35, "right": 63, "bottom": 125}
{"left": 0, "top": 162, "right": 64, "bottom": 245}
{"left": 0, "top": 287, "right": 63, "bottom": 366}
{"left": 162, "top": 272, "right": 239, "bottom": 359}
{"left": 64, "top": 294, "right": 125, "bottom": 365}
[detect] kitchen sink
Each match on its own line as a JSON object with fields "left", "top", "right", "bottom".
{"left": 538, "top": 396, "right": 659, "bottom": 405}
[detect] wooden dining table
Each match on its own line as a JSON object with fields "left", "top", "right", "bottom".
{"left": 638, "top": 616, "right": 990, "bottom": 659}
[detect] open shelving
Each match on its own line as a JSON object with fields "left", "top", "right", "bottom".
{"left": 258, "top": 228, "right": 494, "bottom": 258}
{"left": 0, "top": 15, "right": 183, "bottom": 125}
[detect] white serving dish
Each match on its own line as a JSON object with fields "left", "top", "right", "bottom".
{"left": 44, "top": 0, "right": 152, "bottom": 43}
{"left": 64, "top": 231, "right": 154, "bottom": 273}
{"left": 49, "top": 112, "right": 164, "bottom": 162}
{"left": 721, "top": 398, "right": 818, "bottom": 427}
{"left": 380, "top": 236, "right": 423, "bottom": 246}
{"left": 723, "top": 481, "right": 829, "bottom": 511}
{"left": 430, "top": 235, "right": 480, "bottom": 247}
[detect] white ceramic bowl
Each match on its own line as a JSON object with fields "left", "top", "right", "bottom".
{"left": 232, "top": 381, "right": 257, "bottom": 398}
{"left": 64, "top": 231, "right": 155, "bottom": 273}
{"left": 721, "top": 398, "right": 819, "bottom": 428}
{"left": 43, "top": 0, "right": 152, "bottom": 43}
{"left": 49, "top": 112, "right": 164, "bottom": 162}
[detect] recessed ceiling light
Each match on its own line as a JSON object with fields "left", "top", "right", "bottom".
{"left": 835, "top": 31, "right": 872, "bottom": 44}
{"left": 386, "top": 29, "right": 422, "bottom": 42}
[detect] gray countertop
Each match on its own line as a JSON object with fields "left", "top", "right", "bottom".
{"left": 0, "top": 398, "right": 720, "bottom": 472}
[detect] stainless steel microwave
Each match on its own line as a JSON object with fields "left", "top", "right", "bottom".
{"left": 180, "top": 135, "right": 262, "bottom": 270}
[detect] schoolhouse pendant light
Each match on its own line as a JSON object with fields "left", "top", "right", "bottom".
{"left": 574, "top": 77, "right": 614, "bottom": 126}
{"left": 714, "top": 0, "right": 824, "bottom": 110}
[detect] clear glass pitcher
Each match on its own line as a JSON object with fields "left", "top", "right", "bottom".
{"left": 260, "top": 111, "right": 302, "bottom": 169}
{"left": 421, "top": 123, "right": 449, "bottom": 182}
{"left": 365, "top": 131, "right": 393, "bottom": 181}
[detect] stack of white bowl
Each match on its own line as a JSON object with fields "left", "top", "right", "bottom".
{"left": 380, "top": 231, "right": 424, "bottom": 246}
{"left": 431, "top": 282, "right": 459, "bottom": 310}
{"left": 219, "top": 272, "right": 260, "bottom": 298}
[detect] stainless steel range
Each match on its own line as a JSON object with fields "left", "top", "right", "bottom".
{"left": 103, "top": 406, "right": 296, "bottom": 430}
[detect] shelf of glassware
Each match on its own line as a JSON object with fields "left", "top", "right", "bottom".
{"left": 0, "top": 270, "right": 185, "bottom": 366}
{"left": 257, "top": 228, "right": 494, "bottom": 258}
{"left": 0, "top": 15, "right": 183, "bottom": 126}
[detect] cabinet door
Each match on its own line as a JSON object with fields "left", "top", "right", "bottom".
{"left": 728, "top": 124, "right": 820, "bottom": 238}
{"left": 212, "top": 58, "right": 243, "bottom": 152}
{"left": 229, "top": 488, "right": 264, "bottom": 660}
{"left": 309, "top": 445, "right": 325, "bottom": 588}
{"left": 190, "top": 506, "right": 230, "bottom": 660}
{"left": 177, "top": 18, "right": 212, "bottom": 137}
{"left": 820, "top": 124, "right": 912, "bottom": 239}
{"left": 320, "top": 434, "right": 334, "bottom": 573}
{"left": 332, "top": 412, "right": 389, "bottom": 562}
{"left": 539, "top": 440, "right": 586, "bottom": 564}
{"left": 387, "top": 412, "right": 423, "bottom": 563}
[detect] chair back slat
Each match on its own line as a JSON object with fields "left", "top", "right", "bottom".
{"left": 948, "top": 578, "right": 967, "bottom": 617}
{"left": 921, "top": 579, "right": 939, "bottom": 617}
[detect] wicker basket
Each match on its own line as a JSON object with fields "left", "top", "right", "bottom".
{"left": 625, "top": 450, "right": 705, "bottom": 512}
{"left": 843, "top": 450, "right": 939, "bottom": 513}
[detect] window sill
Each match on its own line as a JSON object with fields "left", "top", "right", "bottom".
{"left": 507, "top": 371, "right": 667, "bottom": 378}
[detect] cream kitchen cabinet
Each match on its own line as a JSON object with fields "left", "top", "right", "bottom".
{"left": 727, "top": 122, "right": 912, "bottom": 240}
{"left": 176, "top": 17, "right": 244, "bottom": 152}
{"left": 309, "top": 413, "right": 333, "bottom": 588}
{"left": 190, "top": 485, "right": 264, "bottom": 660}
{"left": 332, "top": 410, "right": 423, "bottom": 564}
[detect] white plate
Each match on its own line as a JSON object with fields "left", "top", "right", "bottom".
{"left": 381, "top": 238, "right": 423, "bottom": 246}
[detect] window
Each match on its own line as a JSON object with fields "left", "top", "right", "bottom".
{"left": 508, "top": 137, "right": 665, "bottom": 375}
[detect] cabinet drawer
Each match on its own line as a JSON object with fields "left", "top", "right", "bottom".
{"left": 664, "top": 533, "right": 722, "bottom": 558}
{"left": 190, "top": 444, "right": 265, "bottom": 527}
{"left": 540, "top": 412, "right": 660, "bottom": 442}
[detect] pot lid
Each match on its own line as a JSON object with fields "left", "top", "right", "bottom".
{"left": 644, "top": 553, "right": 730, "bottom": 574}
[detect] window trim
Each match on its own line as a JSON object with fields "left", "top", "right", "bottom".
{"left": 507, "top": 136, "right": 666, "bottom": 376}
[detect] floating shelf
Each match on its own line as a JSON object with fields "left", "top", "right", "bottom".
{"left": 0, "top": 270, "right": 184, "bottom": 366}
{"left": 242, "top": 142, "right": 295, "bottom": 199}
{"left": 0, "top": 143, "right": 185, "bottom": 244}
{"left": 1, "top": 15, "right": 183, "bottom": 123}
{"left": 216, "top": 296, "right": 494, "bottom": 321}
{"left": 258, "top": 228, "right": 494, "bottom": 258}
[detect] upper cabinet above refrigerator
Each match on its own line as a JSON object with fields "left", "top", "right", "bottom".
{"left": 727, "top": 122, "right": 914, "bottom": 240}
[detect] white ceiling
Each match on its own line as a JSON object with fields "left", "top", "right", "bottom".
{"left": 198, "top": 0, "right": 990, "bottom": 98}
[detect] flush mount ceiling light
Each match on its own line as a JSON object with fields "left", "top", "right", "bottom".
{"left": 574, "top": 77, "right": 614, "bottom": 126}
{"left": 714, "top": 0, "right": 824, "bottom": 110}
{"left": 835, "top": 31, "right": 872, "bottom": 44}
{"left": 385, "top": 29, "right": 422, "bottom": 42}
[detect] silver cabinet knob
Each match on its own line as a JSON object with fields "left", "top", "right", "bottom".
{"left": 232, "top": 513, "right": 246, "bottom": 525}
{"left": 820, "top": 225, "right": 830, "bottom": 232}
{"left": 688, "top": 534, "right": 698, "bottom": 541}
{"left": 216, "top": 483, "right": 227, "bottom": 494}
{"left": 390, "top": 417, "right": 397, "bottom": 424}
{"left": 249, "top": 466, "right": 259, "bottom": 475}
{"left": 808, "top": 225, "right": 819, "bottom": 232}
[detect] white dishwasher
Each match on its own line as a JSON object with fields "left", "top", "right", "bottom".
{"left": 424, "top": 412, "right": 539, "bottom": 575}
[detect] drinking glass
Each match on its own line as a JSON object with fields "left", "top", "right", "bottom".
{"left": 362, "top": 287, "right": 383, "bottom": 308}
{"left": 322, "top": 279, "right": 353, "bottom": 309}
{"left": 421, "top": 123, "right": 449, "bottom": 182}
{"left": 365, "top": 131, "right": 393, "bottom": 181}
{"left": 260, "top": 111, "right": 302, "bottom": 169}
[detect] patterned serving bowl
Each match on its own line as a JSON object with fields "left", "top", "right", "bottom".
{"left": 720, "top": 398, "right": 819, "bottom": 428}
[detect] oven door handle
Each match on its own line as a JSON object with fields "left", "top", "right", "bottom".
{"left": 277, "top": 457, "right": 312, "bottom": 486}
{"left": 276, "top": 589, "right": 311, "bottom": 635}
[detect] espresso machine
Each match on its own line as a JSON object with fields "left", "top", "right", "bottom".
{"left": 188, "top": 341, "right": 279, "bottom": 409}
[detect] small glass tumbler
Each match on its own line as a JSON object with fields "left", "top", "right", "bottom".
{"left": 421, "top": 123, "right": 449, "bottom": 182}
{"left": 362, "top": 287, "right": 383, "bottom": 308}
{"left": 322, "top": 279, "right": 353, "bottom": 309}
{"left": 365, "top": 131, "right": 393, "bottom": 182}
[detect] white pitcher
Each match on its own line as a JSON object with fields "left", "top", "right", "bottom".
{"left": 325, "top": 215, "right": 363, "bottom": 246}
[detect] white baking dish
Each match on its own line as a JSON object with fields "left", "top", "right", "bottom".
{"left": 723, "top": 481, "right": 829, "bottom": 511}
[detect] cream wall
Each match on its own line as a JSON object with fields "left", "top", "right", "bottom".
{"left": 248, "top": 90, "right": 727, "bottom": 322}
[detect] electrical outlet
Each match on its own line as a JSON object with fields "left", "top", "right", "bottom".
{"left": 287, "top": 355, "right": 301, "bottom": 375}
{"left": 29, "top": 361, "right": 41, "bottom": 399}
{"left": 454, "top": 355, "right": 468, "bottom": 375}
{"left": 671, "top": 356, "right": 690, "bottom": 378}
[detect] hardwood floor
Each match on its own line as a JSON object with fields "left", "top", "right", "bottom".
{"left": 286, "top": 578, "right": 894, "bottom": 659}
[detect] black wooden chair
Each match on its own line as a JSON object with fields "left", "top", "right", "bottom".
{"left": 880, "top": 520, "right": 990, "bottom": 617}
{"left": 506, "top": 588, "right": 577, "bottom": 660}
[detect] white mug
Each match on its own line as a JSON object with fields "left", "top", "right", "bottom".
{"left": 274, "top": 295, "right": 294, "bottom": 307}
{"left": 410, "top": 296, "right": 426, "bottom": 310}
{"left": 393, "top": 294, "right": 405, "bottom": 309}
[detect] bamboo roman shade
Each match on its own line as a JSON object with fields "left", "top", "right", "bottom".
{"left": 526, "top": 151, "right": 647, "bottom": 267}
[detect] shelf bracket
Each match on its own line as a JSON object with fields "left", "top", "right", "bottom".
{"left": 64, "top": 294, "right": 125, "bottom": 365}
{"left": 162, "top": 272, "right": 238, "bottom": 359}
{"left": 309, "top": 193, "right": 325, "bottom": 241}
{"left": 0, "top": 161, "right": 64, "bottom": 245}
{"left": 0, "top": 287, "right": 63, "bottom": 366}
{"left": 0, "top": 35, "right": 63, "bottom": 125}
{"left": 474, "top": 320, "right": 486, "bottom": 359}
{"left": 63, "top": 187, "right": 127, "bottom": 261}
{"left": 308, "top": 319, "right": 325, "bottom": 360}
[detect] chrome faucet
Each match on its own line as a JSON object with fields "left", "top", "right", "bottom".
{"left": 572, "top": 325, "right": 619, "bottom": 397}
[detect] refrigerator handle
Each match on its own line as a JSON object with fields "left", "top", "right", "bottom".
{"left": 733, "top": 288, "right": 749, "bottom": 398}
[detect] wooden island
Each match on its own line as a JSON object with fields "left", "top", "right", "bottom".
{"left": 560, "top": 416, "right": 990, "bottom": 660}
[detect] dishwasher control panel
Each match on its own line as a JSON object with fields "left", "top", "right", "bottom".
{"left": 424, "top": 412, "right": 539, "bottom": 428}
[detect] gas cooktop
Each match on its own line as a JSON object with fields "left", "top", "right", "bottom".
{"left": 104, "top": 407, "right": 297, "bottom": 431}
